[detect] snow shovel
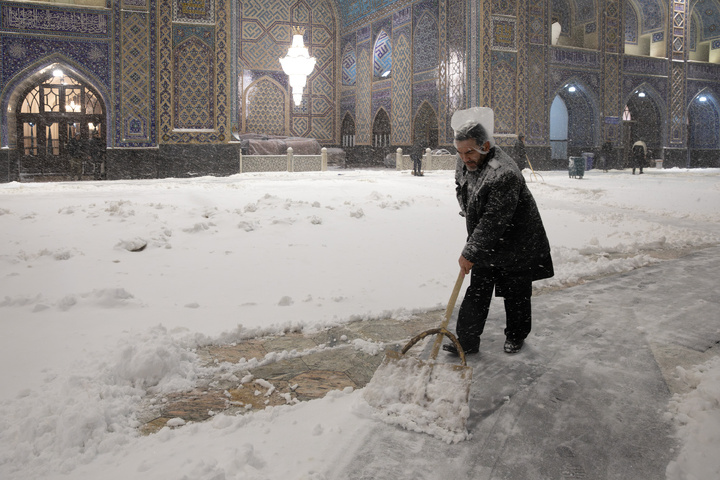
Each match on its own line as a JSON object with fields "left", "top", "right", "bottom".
{"left": 362, "top": 271, "right": 473, "bottom": 443}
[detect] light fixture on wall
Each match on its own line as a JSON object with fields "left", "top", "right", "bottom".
{"left": 279, "top": 26, "right": 316, "bottom": 106}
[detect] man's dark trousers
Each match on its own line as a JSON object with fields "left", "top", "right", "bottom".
{"left": 455, "top": 266, "right": 532, "bottom": 350}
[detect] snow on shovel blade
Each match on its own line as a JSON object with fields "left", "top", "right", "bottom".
{"left": 362, "top": 349, "right": 472, "bottom": 444}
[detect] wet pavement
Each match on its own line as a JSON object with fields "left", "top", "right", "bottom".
{"left": 139, "top": 247, "right": 719, "bottom": 447}
{"left": 139, "top": 310, "right": 443, "bottom": 434}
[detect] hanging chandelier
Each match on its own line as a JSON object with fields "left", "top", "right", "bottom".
{"left": 279, "top": 26, "right": 316, "bottom": 106}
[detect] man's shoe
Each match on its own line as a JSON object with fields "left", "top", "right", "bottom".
{"left": 504, "top": 339, "right": 524, "bottom": 354}
{"left": 442, "top": 343, "right": 479, "bottom": 356}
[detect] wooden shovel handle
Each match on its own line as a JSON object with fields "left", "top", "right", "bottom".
{"left": 401, "top": 327, "right": 467, "bottom": 366}
{"left": 429, "top": 270, "right": 466, "bottom": 360}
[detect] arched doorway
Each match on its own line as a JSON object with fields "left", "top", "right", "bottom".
{"left": 413, "top": 102, "right": 438, "bottom": 149}
{"left": 372, "top": 108, "right": 391, "bottom": 147}
{"left": 16, "top": 67, "right": 106, "bottom": 181}
{"left": 372, "top": 108, "right": 391, "bottom": 165}
{"left": 623, "top": 86, "right": 663, "bottom": 165}
{"left": 550, "top": 81, "right": 600, "bottom": 165}
{"left": 550, "top": 96, "right": 568, "bottom": 161}
{"left": 688, "top": 90, "right": 720, "bottom": 167}
{"left": 341, "top": 113, "right": 356, "bottom": 147}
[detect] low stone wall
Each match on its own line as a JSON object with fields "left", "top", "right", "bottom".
{"left": 239, "top": 147, "right": 327, "bottom": 173}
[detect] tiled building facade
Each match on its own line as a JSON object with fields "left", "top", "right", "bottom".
{"left": 1, "top": 0, "right": 719, "bottom": 181}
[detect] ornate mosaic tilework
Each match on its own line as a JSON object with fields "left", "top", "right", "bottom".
{"left": 688, "top": 94, "right": 720, "bottom": 147}
{"left": 552, "top": 0, "right": 572, "bottom": 36}
{"left": 393, "top": 6, "right": 411, "bottom": 27}
{"left": 159, "top": 0, "right": 228, "bottom": 143}
{"left": 1, "top": 36, "right": 111, "bottom": 88}
{"left": 113, "top": 0, "right": 155, "bottom": 148}
{"left": 625, "top": 2, "right": 639, "bottom": 44}
{"left": 238, "top": 0, "right": 336, "bottom": 142}
{"left": 1, "top": 4, "right": 108, "bottom": 37}
{"left": 673, "top": 0, "right": 687, "bottom": 61}
{"left": 492, "top": 0, "right": 515, "bottom": 17}
{"left": 121, "top": 10, "right": 151, "bottom": 141}
{"left": 292, "top": 2, "right": 310, "bottom": 24}
{"left": 575, "top": 0, "right": 596, "bottom": 24}
{"left": 412, "top": 80, "right": 438, "bottom": 115}
{"left": 341, "top": 0, "right": 401, "bottom": 28}
{"left": 714, "top": 39, "right": 720, "bottom": 49}
{"left": 413, "top": 11, "right": 438, "bottom": 73}
{"left": 690, "top": 16, "right": 697, "bottom": 51}
{"left": 670, "top": 62, "right": 686, "bottom": 145}
{"left": 529, "top": 3, "right": 545, "bottom": 45}
{"left": 245, "top": 77, "right": 286, "bottom": 135}
{"left": 526, "top": 45, "right": 547, "bottom": 143}
{"left": 436, "top": 0, "right": 447, "bottom": 142}
{"left": 637, "top": 0, "right": 665, "bottom": 33}
{"left": 603, "top": 54, "right": 621, "bottom": 141}
{"left": 373, "top": 29, "right": 392, "bottom": 77}
{"left": 123, "top": 0, "right": 149, "bottom": 10}
{"left": 447, "top": 0, "right": 467, "bottom": 138}
{"left": 692, "top": 0, "right": 720, "bottom": 42}
{"left": 357, "top": 25, "right": 371, "bottom": 44}
{"left": 516, "top": 0, "right": 527, "bottom": 141}
{"left": 342, "top": 45, "right": 357, "bottom": 85}
{"left": 310, "top": 115, "right": 333, "bottom": 139}
{"left": 605, "top": 0, "right": 621, "bottom": 53}
{"left": 356, "top": 47, "right": 372, "bottom": 144}
{"left": 174, "top": 37, "right": 214, "bottom": 129}
{"left": 491, "top": 51, "right": 516, "bottom": 135}
{"left": 391, "top": 32, "right": 411, "bottom": 144}
{"left": 174, "top": 24, "right": 215, "bottom": 48}
{"left": 492, "top": 16, "right": 517, "bottom": 52}
{"left": 481, "top": 0, "right": 492, "bottom": 108}
{"left": 173, "top": 0, "right": 215, "bottom": 24}
{"left": 551, "top": 47, "right": 600, "bottom": 67}
{"left": 293, "top": 116, "right": 309, "bottom": 136}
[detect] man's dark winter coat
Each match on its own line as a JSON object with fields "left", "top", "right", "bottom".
{"left": 455, "top": 146, "right": 553, "bottom": 280}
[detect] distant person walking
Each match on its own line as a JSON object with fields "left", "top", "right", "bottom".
{"left": 631, "top": 140, "right": 647, "bottom": 175}
{"left": 411, "top": 144, "right": 425, "bottom": 176}
{"left": 513, "top": 134, "right": 527, "bottom": 169}
{"left": 599, "top": 141, "right": 612, "bottom": 172}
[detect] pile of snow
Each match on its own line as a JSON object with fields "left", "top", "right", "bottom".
{"left": 362, "top": 353, "right": 471, "bottom": 444}
{"left": 666, "top": 357, "right": 720, "bottom": 479}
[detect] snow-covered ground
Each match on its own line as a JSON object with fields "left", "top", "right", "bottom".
{"left": 0, "top": 165, "right": 719, "bottom": 479}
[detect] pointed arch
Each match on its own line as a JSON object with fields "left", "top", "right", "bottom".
{"left": 623, "top": 82, "right": 667, "bottom": 153}
{"left": 1, "top": 54, "right": 110, "bottom": 148}
{"left": 688, "top": 88, "right": 720, "bottom": 149}
{"left": 413, "top": 101, "right": 439, "bottom": 148}
{"left": 688, "top": 0, "right": 720, "bottom": 62}
{"left": 372, "top": 107, "right": 391, "bottom": 147}
{"left": 174, "top": 37, "right": 214, "bottom": 130}
{"left": 625, "top": 0, "right": 667, "bottom": 57}
{"left": 243, "top": 76, "right": 289, "bottom": 136}
{"left": 341, "top": 112, "right": 356, "bottom": 147}
{"left": 550, "top": 78, "right": 601, "bottom": 158}
{"left": 414, "top": 12, "right": 438, "bottom": 73}
{"left": 373, "top": 29, "right": 392, "bottom": 79}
